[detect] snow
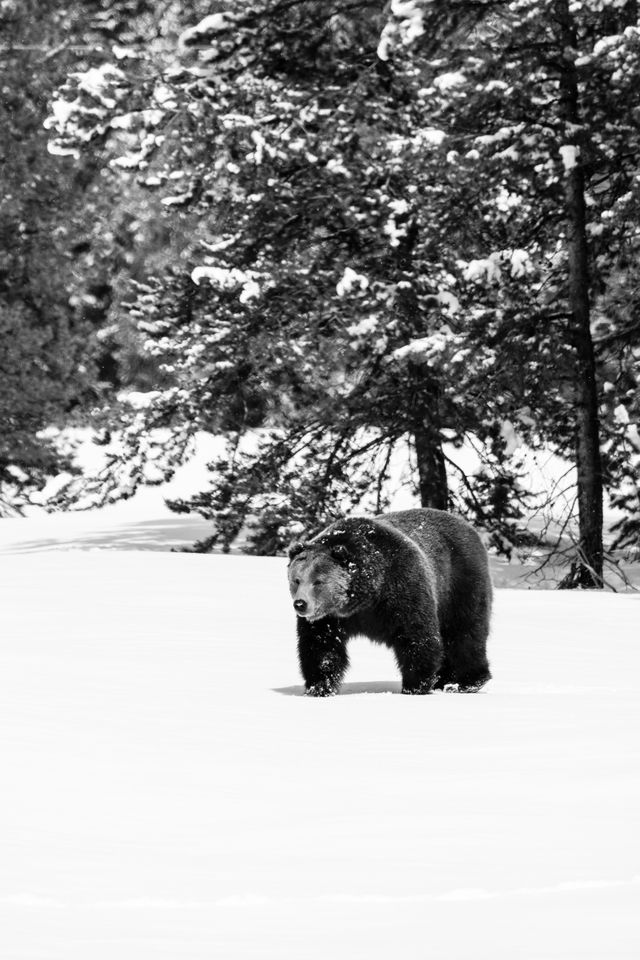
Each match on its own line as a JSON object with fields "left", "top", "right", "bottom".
{"left": 388, "top": 198, "right": 409, "bottom": 215}
{"left": 347, "top": 315, "right": 379, "bottom": 339}
{"left": 461, "top": 249, "right": 533, "bottom": 282}
{"left": 390, "top": 329, "right": 452, "bottom": 362}
{"left": 112, "top": 45, "right": 137, "bottom": 61}
{"left": 462, "top": 253, "right": 503, "bottom": 283}
{"left": 179, "top": 12, "right": 236, "bottom": 50}
{"left": 48, "top": 96, "right": 77, "bottom": 129}
{"left": 74, "top": 64, "right": 126, "bottom": 109}
{"left": 559, "top": 144, "right": 579, "bottom": 171}
{"left": 593, "top": 34, "right": 622, "bottom": 58}
{"left": 118, "top": 390, "right": 164, "bottom": 410}
{"left": 474, "top": 125, "right": 524, "bottom": 148}
{"left": 376, "top": 0, "right": 426, "bottom": 61}
{"left": 336, "top": 267, "right": 369, "bottom": 297}
{"left": 1, "top": 501, "right": 639, "bottom": 958}
{"left": 416, "top": 126, "right": 446, "bottom": 146}
{"left": 191, "top": 266, "right": 262, "bottom": 302}
{"left": 249, "top": 130, "right": 270, "bottom": 165}
{"left": 499, "top": 419, "right": 523, "bottom": 456}
{"left": 433, "top": 71, "right": 467, "bottom": 91}
{"left": 437, "top": 289, "right": 460, "bottom": 314}
{"left": 326, "top": 158, "right": 351, "bottom": 176}
{"left": 383, "top": 201, "right": 410, "bottom": 247}
{"left": 509, "top": 248, "right": 533, "bottom": 277}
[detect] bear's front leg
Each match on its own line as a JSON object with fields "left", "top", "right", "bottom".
{"left": 297, "top": 617, "right": 349, "bottom": 697}
{"left": 395, "top": 633, "right": 442, "bottom": 695}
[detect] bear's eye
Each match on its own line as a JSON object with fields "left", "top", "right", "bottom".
{"left": 313, "top": 580, "right": 324, "bottom": 587}
{"left": 293, "top": 578, "right": 300, "bottom": 587}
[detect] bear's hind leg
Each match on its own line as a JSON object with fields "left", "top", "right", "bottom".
{"left": 443, "top": 590, "right": 491, "bottom": 693}
{"left": 297, "top": 617, "right": 349, "bottom": 697}
{"left": 457, "top": 662, "right": 491, "bottom": 692}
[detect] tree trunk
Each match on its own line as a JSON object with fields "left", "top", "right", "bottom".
{"left": 408, "top": 368, "right": 448, "bottom": 510}
{"left": 395, "top": 228, "right": 450, "bottom": 513}
{"left": 556, "top": 1, "right": 604, "bottom": 587}
{"left": 413, "top": 420, "right": 449, "bottom": 510}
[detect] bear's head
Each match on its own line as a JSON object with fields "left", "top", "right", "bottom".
{"left": 287, "top": 519, "right": 388, "bottom": 621}
{"left": 287, "top": 540, "right": 354, "bottom": 621}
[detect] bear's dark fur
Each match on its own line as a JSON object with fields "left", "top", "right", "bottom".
{"left": 287, "top": 508, "right": 492, "bottom": 697}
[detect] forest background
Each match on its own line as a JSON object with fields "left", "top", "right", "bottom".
{"left": 2, "top": 0, "right": 639, "bottom": 588}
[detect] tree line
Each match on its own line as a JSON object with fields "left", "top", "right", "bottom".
{"left": 2, "top": 0, "right": 640, "bottom": 585}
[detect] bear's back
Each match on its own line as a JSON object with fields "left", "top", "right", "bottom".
{"left": 377, "top": 508, "right": 491, "bottom": 610}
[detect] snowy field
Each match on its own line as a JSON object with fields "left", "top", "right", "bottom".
{"left": 1, "top": 503, "right": 639, "bottom": 959}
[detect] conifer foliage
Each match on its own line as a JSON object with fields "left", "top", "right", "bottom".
{"left": 41, "top": 1, "right": 640, "bottom": 577}
{"left": 0, "top": 1, "right": 96, "bottom": 511}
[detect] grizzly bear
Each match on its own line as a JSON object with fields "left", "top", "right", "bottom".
{"left": 287, "top": 508, "right": 492, "bottom": 696}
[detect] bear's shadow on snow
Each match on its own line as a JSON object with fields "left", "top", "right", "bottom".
{"left": 274, "top": 680, "right": 402, "bottom": 697}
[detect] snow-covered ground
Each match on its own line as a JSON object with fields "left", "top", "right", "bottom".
{"left": 1, "top": 503, "right": 639, "bottom": 959}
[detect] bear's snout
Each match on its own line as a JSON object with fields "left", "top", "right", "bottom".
{"left": 293, "top": 598, "right": 308, "bottom": 614}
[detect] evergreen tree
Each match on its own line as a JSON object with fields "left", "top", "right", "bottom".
{"left": 0, "top": 1, "right": 85, "bottom": 509}
{"left": 0, "top": 0, "right": 203, "bottom": 512}
{"left": 378, "top": 0, "right": 640, "bottom": 586}
{"left": 45, "top": 1, "right": 640, "bottom": 579}
{"left": 0, "top": 0, "right": 129, "bottom": 511}
{"left": 45, "top": 1, "right": 532, "bottom": 553}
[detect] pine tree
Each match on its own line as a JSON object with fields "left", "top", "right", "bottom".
{"left": 45, "top": 0, "right": 640, "bottom": 576}
{"left": 45, "top": 1, "right": 533, "bottom": 552}
{"left": 377, "top": 0, "right": 640, "bottom": 586}
{"left": 0, "top": 0, "right": 98, "bottom": 510}
{"left": 0, "top": 0, "right": 203, "bottom": 512}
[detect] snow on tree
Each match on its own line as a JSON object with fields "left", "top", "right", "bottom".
{"left": 0, "top": 0, "right": 125, "bottom": 512}
{"left": 42, "top": 0, "right": 640, "bottom": 575}
{"left": 378, "top": 0, "right": 640, "bottom": 586}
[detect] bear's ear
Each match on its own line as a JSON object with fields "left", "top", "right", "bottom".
{"left": 288, "top": 541, "right": 305, "bottom": 562}
{"left": 330, "top": 543, "right": 351, "bottom": 566}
